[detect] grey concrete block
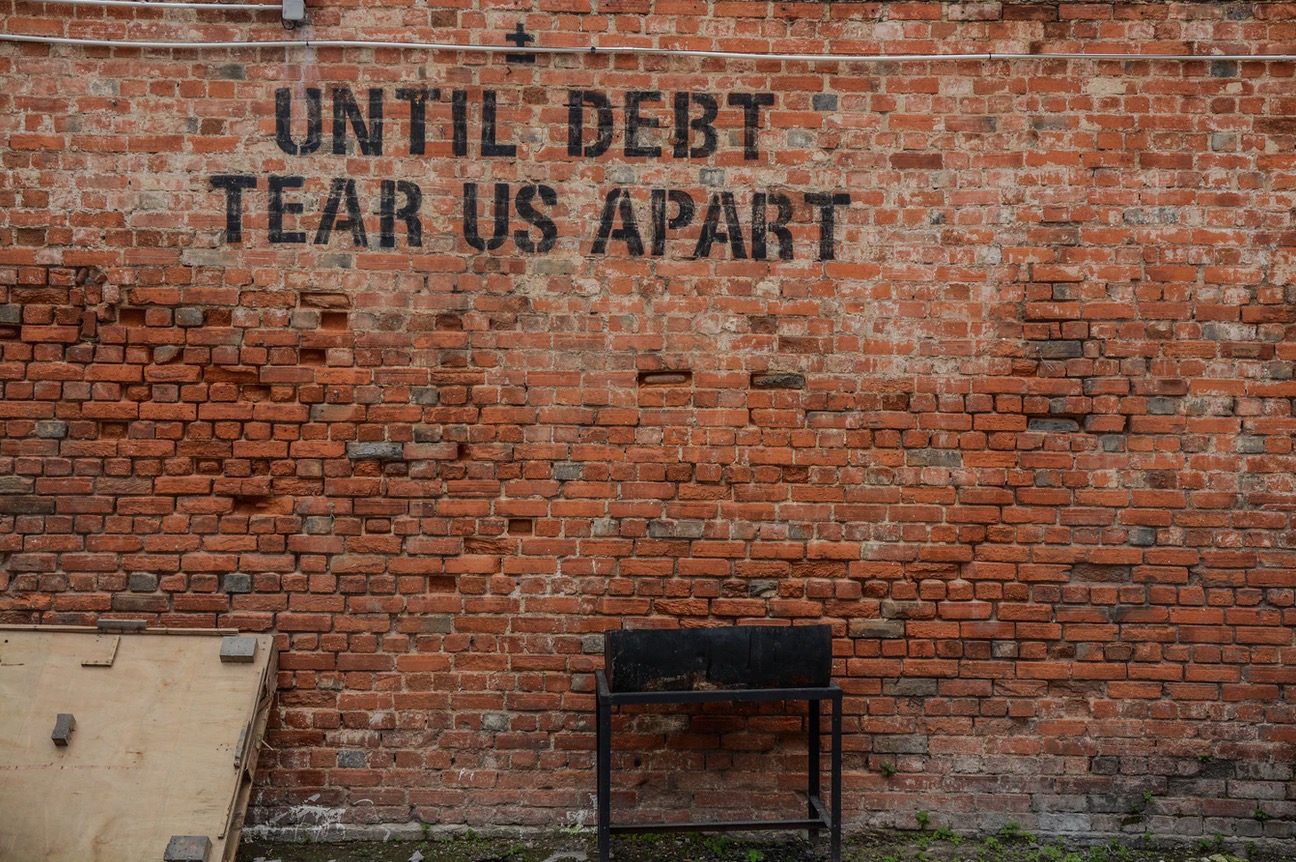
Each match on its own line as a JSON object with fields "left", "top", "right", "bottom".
{"left": 164, "top": 835, "right": 212, "bottom": 862}
{"left": 812, "top": 93, "right": 838, "bottom": 111}
{"left": 51, "top": 713, "right": 76, "bottom": 746}
{"left": 219, "top": 635, "right": 257, "bottom": 663}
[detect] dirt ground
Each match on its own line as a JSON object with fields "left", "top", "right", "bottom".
{"left": 236, "top": 827, "right": 1295, "bottom": 862}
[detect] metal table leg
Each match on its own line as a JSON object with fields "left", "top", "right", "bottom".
{"left": 831, "top": 690, "right": 842, "bottom": 862}
{"left": 808, "top": 698, "right": 821, "bottom": 840}
{"left": 598, "top": 676, "right": 612, "bottom": 862}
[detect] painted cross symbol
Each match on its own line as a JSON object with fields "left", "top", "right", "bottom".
{"left": 505, "top": 23, "right": 536, "bottom": 63}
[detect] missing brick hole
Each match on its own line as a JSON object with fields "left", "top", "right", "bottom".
{"left": 320, "top": 311, "right": 350, "bottom": 331}
{"left": 637, "top": 370, "right": 693, "bottom": 386}
{"left": 301, "top": 292, "right": 351, "bottom": 309}
{"left": 74, "top": 266, "right": 107, "bottom": 287}
{"left": 1027, "top": 415, "right": 1085, "bottom": 433}
{"left": 100, "top": 421, "right": 129, "bottom": 439}
{"left": 231, "top": 494, "right": 290, "bottom": 515}
{"left": 751, "top": 372, "right": 806, "bottom": 390}
{"left": 507, "top": 519, "right": 534, "bottom": 535}
{"left": 117, "top": 308, "right": 146, "bottom": 327}
{"left": 242, "top": 384, "right": 270, "bottom": 401}
{"left": 299, "top": 348, "right": 327, "bottom": 366}
{"left": 231, "top": 495, "right": 270, "bottom": 514}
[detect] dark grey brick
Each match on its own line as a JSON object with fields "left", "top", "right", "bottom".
{"left": 128, "top": 572, "right": 159, "bottom": 592}
{"left": 751, "top": 372, "right": 806, "bottom": 389}
{"left": 175, "top": 307, "right": 205, "bottom": 327}
{"left": 338, "top": 749, "right": 367, "bottom": 768}
{"left": 0, "top": 476, "right": 34, "bottom": 495}
{"left": 411, "top": 386, "right": 440, "bottom": 406}
{"left": 222, "top": 572, "right": 252, "bottom": 594}
{"left": 35, "top": 420, "right": 68, "bottom": 439}
{"left": 346, "top": 441, "right": 403, "bottom": 460}
{"left": 812, "top": 93, "right": 838, "bottom": 111}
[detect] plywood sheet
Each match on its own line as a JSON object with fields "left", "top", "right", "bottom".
{"left": 0, "top": 626, "right": 277, "bottom": 862}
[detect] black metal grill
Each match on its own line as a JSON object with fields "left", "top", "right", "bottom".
{"left": 595, "top": 625, "right": 842, "bottom": 862}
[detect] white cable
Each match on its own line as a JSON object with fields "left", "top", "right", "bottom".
{"left": 35, "top": 0, "right": 278, "bottom": 8}
{"left": 2, "top": 33, "right": 301, "bottom": 48}
{"left": 3, "top": 31, "right": 1296, "bottom": 63}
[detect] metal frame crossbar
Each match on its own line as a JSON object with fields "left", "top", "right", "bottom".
{"left": 595, "top": 671, "right": 842, "bottom": 862}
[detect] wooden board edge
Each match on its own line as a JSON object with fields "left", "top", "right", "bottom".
{"left": 218, "top": 636, "right": 279, "bottom": 858}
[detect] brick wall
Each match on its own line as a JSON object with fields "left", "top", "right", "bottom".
{"left": 1, "top": 0, "right": 1295, "bottom": 844}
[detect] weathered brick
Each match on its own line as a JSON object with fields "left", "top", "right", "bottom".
{"left": 849, "top": 620, "right": 905, "bottom": 639}
{"left": 345, "top": 442, "right": 404, "bottom": 461}
{"left": 128, "top": 572, "right": 159, "bottom": 592}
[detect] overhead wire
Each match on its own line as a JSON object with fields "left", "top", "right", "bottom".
{"left": 3, "top": 0, "right": 1296, "bottom": 62}
{"left": 3, "top": 31, "right": 1296, "bottom": 62}
{"left": 19, "top": 0, "right": 278, "bottom": 8}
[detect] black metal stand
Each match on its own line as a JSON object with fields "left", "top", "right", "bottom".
{"left": 595, "top": 671, "right": 842, "bottom": 862}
